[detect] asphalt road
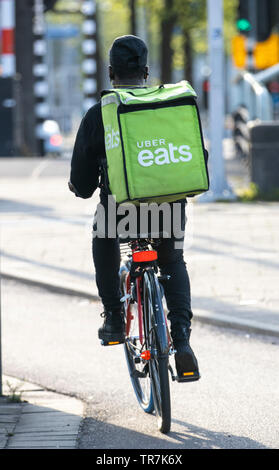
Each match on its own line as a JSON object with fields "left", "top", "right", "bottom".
{"left": 0, "top": 156, "right": 71, "bottom": 179}
{"left": 1, "top": 279, "right": 279, "bottom": 449}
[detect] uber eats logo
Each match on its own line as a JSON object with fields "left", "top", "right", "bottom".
{"left": 105, "top": 127, "right": 193, "bottom": 168}
{"left": 137, "top": 139, "right": 193, "bottom": 167}
{"left": 105, "top": 126, "right": 120, "bottom": 150}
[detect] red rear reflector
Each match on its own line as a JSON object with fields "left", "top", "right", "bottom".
{"left": 132, "top": 250, "right": 157, "bottom": 262}
{"left": 141, "top": 350, "right": 151, "bottom": 361}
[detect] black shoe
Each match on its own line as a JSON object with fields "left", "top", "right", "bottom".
{"left": 98, "top": 309, "right": 125, "bottom": 345}
{"left": 171, "top": 325, "right": 200, "bottom": 382}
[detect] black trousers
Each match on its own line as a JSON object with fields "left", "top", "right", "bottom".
{"left": 92, "top": 194, "right": 193, "bottom": 329}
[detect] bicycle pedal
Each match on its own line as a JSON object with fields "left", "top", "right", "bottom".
{"left": 100, "top": 340, "right": 125, "bottom": 347}
{"left": 175, "top": 371, "right": 201, "bottom": 383}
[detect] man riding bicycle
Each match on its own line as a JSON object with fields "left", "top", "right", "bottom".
{"left": 69, "top": 35, "right": 199, "bottom": 379}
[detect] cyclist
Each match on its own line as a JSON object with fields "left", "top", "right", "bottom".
{"left": 69, "top": 35, "right": 199, "bottom": 379}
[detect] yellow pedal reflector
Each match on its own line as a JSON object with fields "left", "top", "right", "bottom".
{"left": 108, "top": 341, "right": 120, "bottom": 345}
{"left": 183, "top": 372, "right": 194, "bottom": 376}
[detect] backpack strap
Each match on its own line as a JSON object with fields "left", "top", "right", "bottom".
{"left": 98, "top": 158, "right": 111, "bottom": 195}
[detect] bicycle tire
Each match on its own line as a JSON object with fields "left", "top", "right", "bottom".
{"left": 143, "top": 269, "right": 171, "bottom": 434}
{"left": 120, "top": 267, "right": 154, "bottom": 414}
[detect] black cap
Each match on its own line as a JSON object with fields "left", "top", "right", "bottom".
{"left": 109, "top": 35, "right": 148, "bottom": 72}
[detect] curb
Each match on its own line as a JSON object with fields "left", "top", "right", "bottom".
{"left": 0, "top": 376, "right": 84, "bottom": 450}
{"left": 191, "top": 310, "right": 279, "bottom": 338}
{"left": 1, "top": 271, "right": 98, "bottom": 301}
{"left": 2, "top": 271, "right": 279, "bottom": 339}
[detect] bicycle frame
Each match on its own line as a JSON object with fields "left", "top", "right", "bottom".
{"left": 123, "top": 270, "right": 172, "bottom": 354}
{"left": 121, "top": 238, "right": 173, "bottom": 355}
{"left": 124, "top": 272, "right": 144, "bottom": 346}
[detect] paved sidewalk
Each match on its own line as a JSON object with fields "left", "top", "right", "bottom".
{"left": 0, "top": 376, "right": 84, "bottom": 449}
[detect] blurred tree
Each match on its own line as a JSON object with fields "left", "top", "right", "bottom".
{"left": 47, "top": 0, "right": 239, "bottom": 86}
{"left": 139, "top": 0, "right": 201, "bottom": 82}
{"left": 46, "top": 0, "right": 83, "bottom": 24}
{"left": 138, "top": 0, "right": 176, "bottom": 82}
{"left": 96, "top": 0, "right": 130, "bottom": 66}
{"left": 129, "top": 0, "right": 137, "bottom": 36}
{"left": 141, "top": 0, "right": 238, "bottom": 84}
{"left": 15, "top": 0, "right": 37, "bottom": 155}
{"left": 173, "top": 0, "right": 206, "bottom": 83}
{"left": 44, "top": 0, "right": 59, "bottom": 11}
{"left": 160, "top": 0, "right": 177, "bottom": 82}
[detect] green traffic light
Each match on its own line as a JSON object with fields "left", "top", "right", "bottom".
{"left": 237, "top": 18, "right": 252, "bottom": 32}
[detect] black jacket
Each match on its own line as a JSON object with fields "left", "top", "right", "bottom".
{"left": 70, "top": 102, "right": 104, "bottom": 199}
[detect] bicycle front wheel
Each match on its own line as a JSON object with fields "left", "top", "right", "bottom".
{"left": 143, "top": 270, "right": 171, "bottom": 434}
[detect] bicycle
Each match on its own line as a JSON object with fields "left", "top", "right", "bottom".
{"left": 117, "top": 236, "right": 200, "bottom": 434}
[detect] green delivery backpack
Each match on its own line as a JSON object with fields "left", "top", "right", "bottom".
{"left": 100, "top": 80, "right": 209, "bottom": 204}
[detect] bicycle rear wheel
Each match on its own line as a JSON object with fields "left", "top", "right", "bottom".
{"left": 120, "top": 268, "right": 154, "bottom": 414}
{"left": 143, "top": 270, "right": 171, "bottom": 434}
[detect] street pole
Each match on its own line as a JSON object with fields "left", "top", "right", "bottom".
{"left": 246, "top": 0, "right": 258, "bottom": 72}
{"left": 0, "top": 239, "right": 2, "bottom": 396}
{"left": 1, "top": 0, "right": 15, "bottom": 77}
{"left": 33, "top": 0, "right": 48, "bottom": 156}
{"left": 81, "top": 0, "right": 98, "bottom": 113}
{"left": 15, "top": 0, "right": 38, "bottom": 156}
{"left": 129, "top": 0, "right": 137, "bottom": 36}
{"left": 0, "top": 0, "right": 16, "bottom": 157}
{"left": 200, "top": 0, "right": 235, "bottom": 202}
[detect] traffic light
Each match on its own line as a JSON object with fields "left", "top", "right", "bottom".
{"left": 236, "top": 0, "right": 251, "bottom": 36}
{"left": 233, "top": 0, "right": 279, "bottom": 69}
{"left": 236, "top": 0, "right": 279, "bottom": 42}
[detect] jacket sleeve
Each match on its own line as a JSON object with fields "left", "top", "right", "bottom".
{"left": 69, "top": 105, "right": 101, "bottom": 199}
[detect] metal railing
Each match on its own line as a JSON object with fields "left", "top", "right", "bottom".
{"left": 234, "top": 69, "right": 274, "bottom": 121}
{"left": 232, "top": 64, "right": 279, "bottom": 158}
